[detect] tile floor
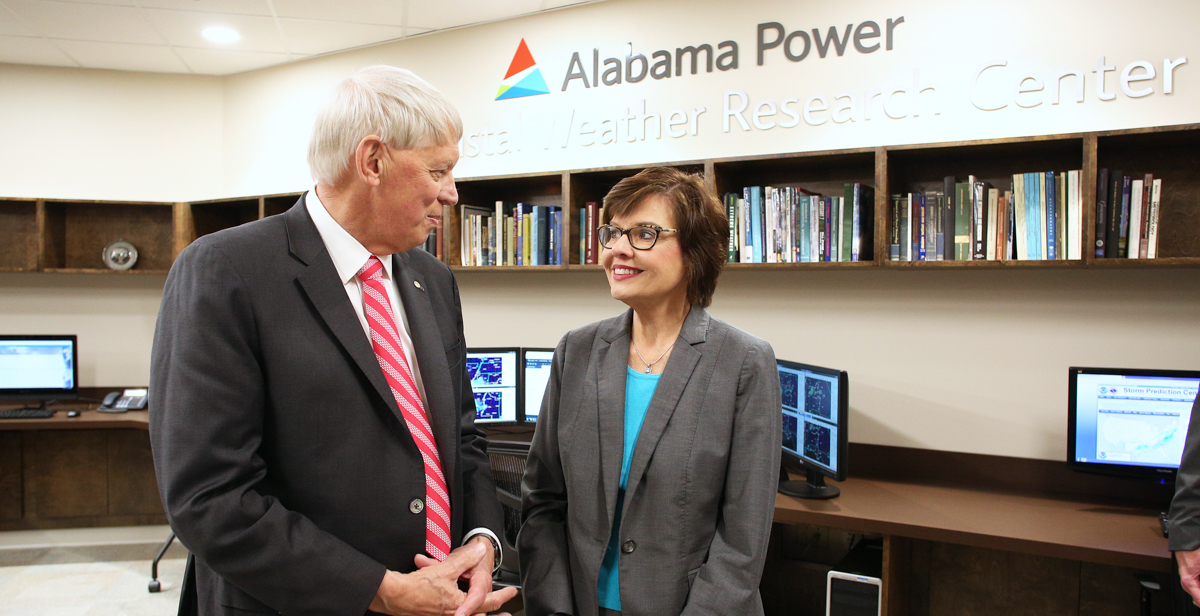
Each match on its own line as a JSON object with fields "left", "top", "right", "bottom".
{"left": 0, "top": 526, "right": 186, "bottom": 616}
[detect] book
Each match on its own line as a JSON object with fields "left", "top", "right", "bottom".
{"left": 985, "top": 188, "right": 998, "bottom": 260}
{"left": 954, "top": 182, "right": 970, "bottom": 260}
{"left": 924, "top": 191, "right": 939, "bottom": 261}
{"left": 750, "top": 186, "right": 764, "bottom": 263}
{"left": 1013, "top": 174, "right": 1027, "bottom": 260}
{"left": 1067, "top": 170, "right": 1081, "bottom": 260}
{"left": 1139, "top": 175, "right": 1153, "bottom": 259}
{"left": 741, "top": 189, "right": 753, "bottom": 263}
{"left": 1095, "top": 168, "right": 1108, "bottom": 257}
{"left": 1104, "top": 171, "right": 1122, "bottom": 258}
{"left": 537, "top": 205, "right": 550, "bottom": 265}
{"left": 585, "top": 201, "right": 599, "bottom": 264}
{"left": 1045, "top": 171, "right": 1058, "bottom": 260}
{"left": 725, "top": 193, "right": 738, "bottom": 262}
{"left": 972, "top": 180, "right": 988, "bottom": 260}
{"left": 1118, "top": 175, "right": 1131, "bottom": 257}
{"left": 1147, "top": 179, "right": 1162, "bottom": 258}
{"left": 889, "top": 194, "right": 901, "bottom": 260}
{"left": 842, "top": 184, "right": 855, "bottom": 262}
{"left": 1127, "top": 178, "right": 1143, "bottom": 258}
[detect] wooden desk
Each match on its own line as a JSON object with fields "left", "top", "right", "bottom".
{"left": 773, "top": 476, "right": 1169, "bottom": 573}
{"left": 0, "top": 402, "right": 162, "bottom": 531}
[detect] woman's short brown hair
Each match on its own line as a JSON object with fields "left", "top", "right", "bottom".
{"left": 602, "top": 167, "right": 729, "bottom": 308}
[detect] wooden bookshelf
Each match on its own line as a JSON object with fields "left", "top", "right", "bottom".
{"left": 4, "top": 123, "right": 1198, "bottom": 275}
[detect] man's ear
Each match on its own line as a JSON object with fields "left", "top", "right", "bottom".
{"left": 353, "top": 135, "right": 386, "bottom": 186}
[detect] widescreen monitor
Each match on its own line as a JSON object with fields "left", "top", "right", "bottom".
{"left": 1068, "top": 366, "right": 1200, "bottom": 480}
{"left": 522, "top": 348, "right": 554, "bottom": 422}
{"left": 466, "top": 348, "right": 521, "bottom": 424}
{"left": 0, "top": 335, "right": 79, "bottom": 406}
{"left": 777, "top": 359, "right": 848, "bottom": 499}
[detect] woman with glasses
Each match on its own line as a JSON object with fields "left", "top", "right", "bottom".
{"left": 519, "top": 167, "right": 782, "bottom": 616}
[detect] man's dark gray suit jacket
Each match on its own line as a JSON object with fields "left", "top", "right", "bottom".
{"left": 149, "top": 197, "right": 503, "bottom": 616}
{"left": 519, "top": 307, "right": 782, "bottom": 616}
{"left": 1169, "top": 393, "right": 1200, "bottom": 551}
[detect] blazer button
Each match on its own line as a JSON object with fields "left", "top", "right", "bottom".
{"left": 409, "top": 498, "right": 424, "bottom": 514}
{"left": 621, "top": 540, "right": 636, "bottom": 554}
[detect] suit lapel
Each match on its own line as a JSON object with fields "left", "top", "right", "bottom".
{"left": 391, "top": 252, "right": 458, "bottom": 498}
{"left": 622, "top": 307, "right": 708, "bottom": 506}
{"left": 287, "top": 200, "right": 401, "bottom": 421}
{"left": 596, "top": 312, "right": 630, "bottom": 534}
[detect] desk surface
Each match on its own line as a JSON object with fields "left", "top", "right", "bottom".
{"left": 0, "top": 409, "right": 149, "bottom": 431}
{"left": 773, "top": 475, "right": 1171, "bottom": 572}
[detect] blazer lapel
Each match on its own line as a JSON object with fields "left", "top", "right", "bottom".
{"left": 596, "top": 311, "right": 631, "bottom": 534}
{"left": 391, "top": 252, "right": 458, "bottom": 496}
{"left": 287, "top": 200, "right": 401, "bottom": 420}
{"left": 622, "top": 307, "right": 709, "bottom": 506}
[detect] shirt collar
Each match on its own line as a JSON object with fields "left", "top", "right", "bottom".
{"left": 305, "top": 188, "right": 395, "bottom": 285}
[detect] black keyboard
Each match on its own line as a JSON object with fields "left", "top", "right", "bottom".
{"left": 0, "top": 408, "right": 56, "bottom": 419}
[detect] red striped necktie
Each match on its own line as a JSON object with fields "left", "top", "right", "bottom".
{"left": 357, "top": 256, "right": 451, "bottom": 561}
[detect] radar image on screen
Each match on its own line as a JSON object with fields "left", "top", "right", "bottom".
{"left": 473, "top": 391, "right": 503, "bottom": 420}
{"left": 805, "top": 376, "right": 833, "bottom": 420}
{"left": 467, "top": 356, "right": 505, "bottom": 386}
{"left": 780, "top": 371, "right": 799, "bottom": 410}
{"left": 804, "top": 421, "right": 832, "bottom": 466}
{"left": 782, "top": 413, "right": 798, "bottom": 451}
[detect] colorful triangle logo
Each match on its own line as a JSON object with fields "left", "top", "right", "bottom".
{"left": 496, "top": 39, "right": 549, "bottom": 101}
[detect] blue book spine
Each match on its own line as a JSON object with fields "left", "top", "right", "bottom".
{"left": 529, "top": 206, "right": 538, "bottom": 266}
{"left": 800, "top": 196, "right": 810, "bottom": 262}
{"left": 917, "top": 193, "right": 927, "bottom": 261}
{"left": 515, "top": 205, "right": 524, "bottom": 266}
{"left": 578, "top": 207, "right": 586, "bottom": 265}
{"left": 1024, "top": 173, "right": 1040, "bottom": 260}
{"left": 750, "top": 187, "right": 763, "bottom": 263}
{"left": 851, "top": 185, "right": 860, "bottom": 262}
{"left": 548, "top": 209, "right": 557, "bottom": 265}
{"left": 540, "top": 206, "right": 550, "bottom": 265}
{"left": 1045, "top": 171, "right": 1057, "bottom": 260}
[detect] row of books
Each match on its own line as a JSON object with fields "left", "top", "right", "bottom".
{"left": 577, "top": 201, "right": 605, "bottom": 265}
{"left": 458, "top": 202, "right": 565, "bottom": 266}
{"left": 890, "top": 172, "right": 1085, "bottom": 261}
{"left": 1095, "top": 169, "right": 1166, "bottom": 259}
{"left": 724, "top": 184, "right": 876, "bottom": 264}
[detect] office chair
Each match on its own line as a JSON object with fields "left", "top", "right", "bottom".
{"left": 487, "top": 440, "right": 531, "bottom": 589}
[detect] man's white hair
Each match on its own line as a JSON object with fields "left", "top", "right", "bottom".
{"left": 308, "top": 65, "right": 463, "bottom": 186}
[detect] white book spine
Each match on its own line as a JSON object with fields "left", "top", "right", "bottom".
{"left": 1148, "top": 179, "right": 1162, "bottom": 259}
{"left": 1068, "top": 170, "right": 1081, "bottom": 260}
{"left": 1127, "top": 179, "right": 1143, "bottom": 258}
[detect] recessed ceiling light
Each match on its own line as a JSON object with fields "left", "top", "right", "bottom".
{"left": 202, "top": 26, "right": 240, "bottom": 44}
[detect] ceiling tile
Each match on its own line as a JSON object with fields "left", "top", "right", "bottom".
{"left": 140, "top": 8, "right": 285, "bottom": 53}
{"left": 540, "top": 0, "right": 599, "bottom": 9}
{"left": 39, "top": 0, "right": 136, "bottom": 6}
{"left": 407, "top": 0, "right": 542, "bottom": 30}
{"left": 135, "top": 0, "right": 271, "bottom": 17}
{"left": 271, "top": 0, "right": 407, "bottom": 27}
{"left": 277, "top": 18, "right": 406, "bottom": 56}
{"left": 173, "top": 46, "right": 292, "bottom": 75}
{"left": 0, "top": 34, "right": 77, "bottom": 65}
{"left": 54, "top": 39, "right": 189, "bottom": 72}
{"left": 0, "top": 5, "right": 39, "bottom": 36}
{"left": 4, "top": 0, "right": 163, "bottom": 44}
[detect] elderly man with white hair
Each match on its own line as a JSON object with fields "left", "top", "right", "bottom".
{"left": 150, "top": 65, "right": 517, "bottom": 616}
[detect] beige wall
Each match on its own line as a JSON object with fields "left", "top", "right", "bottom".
{"left": 0, "top": 0, "right": 1198, "bottom": 462}
{"left": 0, "top": 64, "right": 223, "bottom": 202}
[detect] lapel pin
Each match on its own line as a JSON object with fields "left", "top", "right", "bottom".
{"left": 414, "top": 280, "right": 422, "bottom": 289}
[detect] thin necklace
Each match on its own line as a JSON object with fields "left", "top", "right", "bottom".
{"left": 632, "top": 340, "right": 673, "bottom": 374}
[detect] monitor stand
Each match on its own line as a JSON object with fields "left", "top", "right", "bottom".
{"left": 778, "top": 465, "right": 841, "bottom": 500}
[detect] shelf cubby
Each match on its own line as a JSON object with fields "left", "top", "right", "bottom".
{"left": 450, "top": 172, "right": 565, "bottom": 269}
{"left": 0, "top": 199, "right": 40, "bottom": 272}
{"left": 883, "top": 136, "right": 1087, "bottom": 268}
{"left": 188, "top": 197, "right": 260, "bottom": 241}
{"left": 264, "top": 193, "right": 302, "bottom": 218}
{"left": 41, "top": 200, "right": 174, "bottom": 273}
{"left": 1096, "top": 126, "right": 1200, "bottom": 263}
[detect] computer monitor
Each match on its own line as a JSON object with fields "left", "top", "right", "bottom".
{"left": 466, "top": 348, "right": 521, "bottom": 424}
{"left": 0, "top": 335, "right": 79, "bottom": 408}
{"left": 1068, "top": 366, "right": 1200, "bottom": 480}
{"left": 521, "top": 348, "right": 554, "bottom": 422}
{"left": 777, "top": 359, "right": 848, "bottom": 499}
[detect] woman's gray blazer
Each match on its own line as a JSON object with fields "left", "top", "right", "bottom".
{"left": 519, "top": 306, "right": 782, "bottom": 616}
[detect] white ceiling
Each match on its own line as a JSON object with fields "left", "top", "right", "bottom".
{"left": 0, "top": 0, "right": 598, "bottom": 75}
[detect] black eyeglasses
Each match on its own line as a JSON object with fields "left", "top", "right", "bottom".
{"left": 597, "top": 224, "right": 678, "bottom": 250}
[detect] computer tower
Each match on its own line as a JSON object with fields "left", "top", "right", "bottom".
{"left": 826, "top": 538, "right": 883, "bottom": 616}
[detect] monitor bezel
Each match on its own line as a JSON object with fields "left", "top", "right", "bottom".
{"left": 1066, "top": 365, "right": 1200, "bottom": 480}
{"left": 520, "top": 347, "right": 554, "bottom": 423}
{"left": 465, "top": 347, "right": 523, "bottom": 425}
{"left": 0, "top": 334, "right": 80, "bottom": 402}
{"left": 777, "top": 358, "right": 849, "bottom": 482}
